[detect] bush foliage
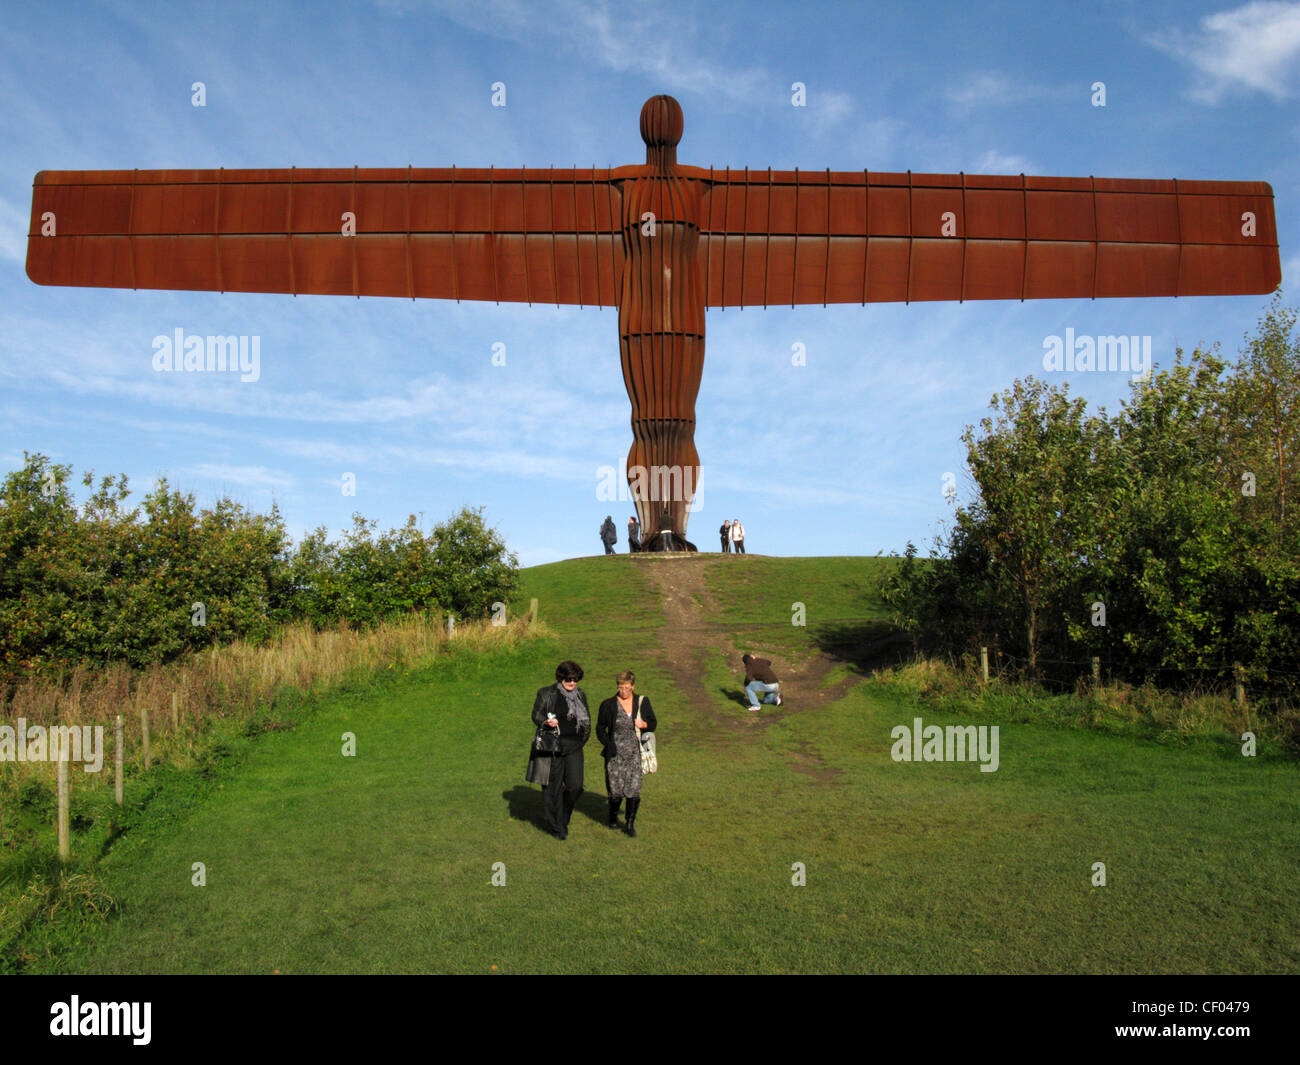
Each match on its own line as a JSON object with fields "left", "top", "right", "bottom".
{"left": 881, "top": 298, "right": 1300, "bottom": 705}
{"left": 0, "top": 462, "right": 519, "bottom": 684}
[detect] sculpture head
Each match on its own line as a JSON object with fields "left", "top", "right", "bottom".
{"left": 640, "top": 94, "right": 683, "bottom": 170}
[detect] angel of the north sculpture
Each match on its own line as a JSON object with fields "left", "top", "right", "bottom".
{"left": 26, "top": 94, "right": 1281, "bottom": 549}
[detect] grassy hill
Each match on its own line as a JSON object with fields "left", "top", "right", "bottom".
{"left": 13, "top": 554, "right": 1300, "bottom": 973}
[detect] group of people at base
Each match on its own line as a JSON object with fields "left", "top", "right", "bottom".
{"left": 720, "top": 519, "right": 746, "bottom": 553}
{"left": 600, "top": 515, "right": 650, "bottom": 553}
{"left": 600, "top": 514, "right": 686, "bottom": 554}
{"left": 598, "top": 515, "right": 748, "bottom": 554}
{"left": 525, "top": 653, "right": 785, "bottom": 839}
{"left": 528, "top": 662, "right": 656, "bottom": 840}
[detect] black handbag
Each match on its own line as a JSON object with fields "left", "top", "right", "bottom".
{"left": 534, "top": 725, "right": 561, "bottom": 755}
{"left": 525, "top": 724, "right": 561, "bottom": 785}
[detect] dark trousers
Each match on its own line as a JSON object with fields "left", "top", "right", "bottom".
{"left": 542, "top": 750, "right": 584, "bottom": 832}
{"left": 734, "top": 540, "right": 745, "bottom": 554}
{"left": 721, "top": 537, "right": 730, "bottom": 552}
{"left": 603, "top": 541, "right": 615, "bottom": 555}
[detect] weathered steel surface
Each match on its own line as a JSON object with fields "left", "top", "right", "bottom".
{"left": 699, "top": 170, "right": 1280, "bottom": 303}
{"left": 26, "top": 167, "right": 626, "bottom": 305}
{"left": 27, "top": 95, "right": 1282, "bottom": 545}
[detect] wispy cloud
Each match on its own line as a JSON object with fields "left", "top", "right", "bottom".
{"left": 801, "top": 88, "right": 854, "bottom": 134}
{"left": 376, "top": 0, "right": 775, "bottom": 107}
{"left": 1147, "top": 1, "right": 1300, "bottom": 103}
{"left": 183, "top": 463, "right": 296, "bottom": 489}
{"left": 973, "top": 149, "right": 1036, "bottom": 175}
{"left": 942, "top": 71, "right": 1052, "bottom": 113}
{"left": 274, "top": 435, "right": 595, "bottom": 483}
{"left": 0, "top": 199, "right": 27, "bottom": 263}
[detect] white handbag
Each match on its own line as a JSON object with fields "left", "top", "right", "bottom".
{"left": 636, "top": 697, "right": 658, "bottom": 774}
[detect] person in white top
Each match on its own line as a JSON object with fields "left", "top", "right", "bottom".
{"left": 730, "top": 519, "right": 745, "bottom": 554}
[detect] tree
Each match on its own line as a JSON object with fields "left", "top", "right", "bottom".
{"left": 429, "top": 507, "right": 520, "bottom": 621}
{"left": 961, "top": 377, "right": 1115, "bottom": 676}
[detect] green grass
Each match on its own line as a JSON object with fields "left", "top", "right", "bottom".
{"left": 9, "top": 555, "right": 1300, "bottom": 973}
{"left": 704, "top": 555, "right": 897, "bottom": 662}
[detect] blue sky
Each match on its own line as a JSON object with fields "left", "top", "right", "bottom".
{"left": 2, "top": 0, "right": 1296, "bottom": 566}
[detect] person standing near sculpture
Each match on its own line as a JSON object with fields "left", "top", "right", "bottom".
{"left": 655, "top": 506, "right": 679, "bottom": 551}
{"left": 730, "top": 518, "right": 746, "bottom": 554}
{"left": 741, "top": 653, "right": 781, "bottom": 711}
{"left": 720, "top": 519, "right": 731, "bottom": 552}
{"left": 532, "top": 661, "right": 591, "bottom": 839}
{"left": 628, "top": 515, "right": 640, "bottom": 553}
{"left": 600, "top": 516, "right": 617, "bottom": 555}
{"left": 596, "top": 670, "right": 657, "bottom": 837}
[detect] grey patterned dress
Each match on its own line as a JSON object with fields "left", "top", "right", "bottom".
{"left": 605, "top": 702, "right": 644, "bottom": 800}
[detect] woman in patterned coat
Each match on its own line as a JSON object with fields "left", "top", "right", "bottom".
{"left": 595, "top": 670, "right": 657, "bottom": 837}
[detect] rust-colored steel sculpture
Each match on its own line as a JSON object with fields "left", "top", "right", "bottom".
{"left": 27, "top": 95, "right": 1282, "bottom": 548}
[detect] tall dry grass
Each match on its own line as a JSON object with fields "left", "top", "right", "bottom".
{"left": 867, "top": 655, "right": 1294, "bottom": 750}
{"left": 1, "top": 612, "right": 542, "bottom": 791}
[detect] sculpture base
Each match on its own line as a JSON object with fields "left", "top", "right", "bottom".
{"left": 632, "top": 533, "right": 697, "bottom": 553}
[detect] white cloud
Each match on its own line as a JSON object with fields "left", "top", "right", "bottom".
{"left": 1147, "top": 1, "right": 1300, "bottom": 103}
{"left": 973, "top": 149, "right": 1036, "bottom": 175}
{"left": 272, "top": 435, "right": 596, "bottom": 483}
{"left": 844, "top": 117, "right": 904, "bottom": 164}
{"left": 0, "top": 199, "right": 28, "bottom": 263}
{"left": 804, "top": 89, "right": 854, "bottom": 133}
{"left": 182, "top": 463, "right": 296, "bottom": 489}
{"left": 943, "top": 72, "right": 1044, "bottom": 112}
{"left": 378, "top": 0, "right": 774, "bottom": 107}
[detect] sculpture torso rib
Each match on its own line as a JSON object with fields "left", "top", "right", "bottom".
{"left": 26, "top": 95, "right": 1282, "bottom": 547}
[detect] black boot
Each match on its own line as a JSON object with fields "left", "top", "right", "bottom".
{"left": 623, "top": 797, "right": 640, "bottom": 837}
{"left": 607, "top": 797, "right": 623, "bottom": 828}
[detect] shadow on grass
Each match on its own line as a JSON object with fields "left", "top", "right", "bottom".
{"left": 503, "top": 784, "right": 615, "bottom": 835}
{"left": 720, "top": 686, "right": 752, "bottom": 708}
{"left": 812, "top": 620, "right": 912, "bottom": 674}
{"left": 720, "top": 685, "right": 784, "bottom": 710}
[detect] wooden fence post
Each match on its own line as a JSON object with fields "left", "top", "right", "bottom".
{"left": 1234, "top": 662, "right": 1245, "bottom": 707}
{"left": 1092, "top": 656, "right": 1101, "bottom": 685}
{"left": 171, "top": 690, "right": 179, "bottom": 730}
{"left": 115, "top": 714, "right": 124, "bottom": 806}
{"left": 141, "top": 706, "right": 151, "bottom": 770}
{"left": 980, "top": 646, "right": 989, "bottom": 685}
{"left": 57, "top": 755, "right": 70, "bottom": 862}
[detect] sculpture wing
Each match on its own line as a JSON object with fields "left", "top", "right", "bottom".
{"left": 27, "top": 167, "right": 625, "bottom": 306}
{"left": 698, "top": 168, "right": 1280, "bottom": 306}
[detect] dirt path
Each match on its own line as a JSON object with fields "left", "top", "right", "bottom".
{"left": 635, "top": 555, "right": 869, "bottom": 780}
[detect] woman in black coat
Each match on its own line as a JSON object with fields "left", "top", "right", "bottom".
{"left": 531, "top": 660, "right": 591, "bottom": 840}
{"left": 595, "top": 670, "right": 657, "bottom": 837}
